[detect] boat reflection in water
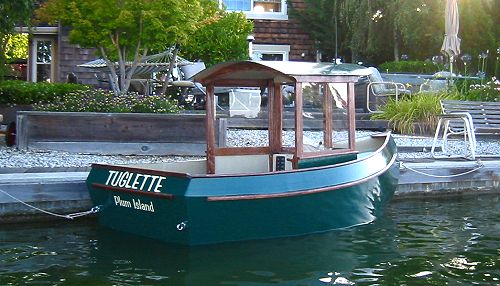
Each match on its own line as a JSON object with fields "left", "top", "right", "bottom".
{"left": 91, "top": 216, "right": 400, "bottom": 285}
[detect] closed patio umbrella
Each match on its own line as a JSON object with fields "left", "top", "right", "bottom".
{"left": 440, "top": 0, "right": 461, "bottom": 76}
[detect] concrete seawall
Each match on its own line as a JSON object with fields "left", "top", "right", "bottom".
{"left": 1, "top": 159, "right": 499, "bottom": 223}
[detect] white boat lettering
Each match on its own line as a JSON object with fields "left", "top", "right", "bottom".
{"left": 114, "top": 195, "right": 132, "bottom": 208}
{"left": 105, "top": 170, "right": 165, "bottom": 192}
{"left": 133, "top": 199, "right": 155, "bottom": 212}
{"left": 113, "top": 196, "right": 155, "bottom": 212}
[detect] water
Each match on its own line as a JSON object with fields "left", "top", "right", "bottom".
{"left": 1, "top": 194, "right": 499, "bottom": 286}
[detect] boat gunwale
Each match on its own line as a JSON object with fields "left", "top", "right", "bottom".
{"left": 89, "top": 133, "right": 393, "bottom": 181}
{"left": 207, "top": 141, "right": 398, "bottom": 201}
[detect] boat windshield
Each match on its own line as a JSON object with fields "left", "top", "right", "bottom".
{"left": 300, "top": 82, "right": 352, "bottom": 154}
{"left": 223, "top": 81, "right": 354, "bottom": 157}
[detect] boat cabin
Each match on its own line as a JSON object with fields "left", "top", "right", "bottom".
{"left": 193, "top": 61, "right": 372, "bottom": 175}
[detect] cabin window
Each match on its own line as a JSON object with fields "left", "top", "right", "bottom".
{"left": 220, "top": 0, "right": 288, "bottom": 20}
{"left": 300, "top": 82, "right": 351, "bottom": 154}
{"left": 252, "top": 44, "right": 290, "bottom": 61}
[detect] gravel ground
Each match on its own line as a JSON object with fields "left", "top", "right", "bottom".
{"left": 0, "top": 130, "right": 498, "bottom": 169}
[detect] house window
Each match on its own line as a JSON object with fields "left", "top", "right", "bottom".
{"left": 221, "top": 0, "right": 288, "bottom": 20}
{"left": 30, "top": 38, "right": 56, "bottom": 82}
{"left": 252, "top": 44, "right": 290, "bottom": 61}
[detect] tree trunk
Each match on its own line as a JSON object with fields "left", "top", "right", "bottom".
{"left": 160, "top": 47, "right": 179, "bottom": 95}
{"left": 100, "top": 47, "right": 121, "bottom": 96}
{"left": 393, "top": 24, "right": 400, "bottom": 61}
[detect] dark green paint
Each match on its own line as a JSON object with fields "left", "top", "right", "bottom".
{"left": 298, "top": 153, "right": 358, "bottom": 169}
{"left": 86, "top": 135, "right": 399, "bottom": 245}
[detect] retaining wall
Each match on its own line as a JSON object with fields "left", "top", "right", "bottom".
{"left": 16, "top": 111, "right": 227, "bottom": 155}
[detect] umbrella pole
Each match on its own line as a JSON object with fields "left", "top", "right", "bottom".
{"left": 449, "top": 55, "right": 454, "bottom": 87}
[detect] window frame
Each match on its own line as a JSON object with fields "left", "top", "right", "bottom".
{"left": 252, "top": 44, "right": 290, "bottom": 61}
{"left": 220, "top": 0, "right": 288, "bottom": 21}
{"left": 30, "top": 37, "right": 56, "bottom": 82}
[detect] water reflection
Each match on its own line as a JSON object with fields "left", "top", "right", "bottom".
{"left": 89, "top": 214, "right": 399, "bottom": 286}
{"left": 0, "top": 195, "right": 498, "bottom": 285}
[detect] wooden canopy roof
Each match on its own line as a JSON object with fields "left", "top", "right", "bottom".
{"left": 193, "top": 61, "right": 371, "bottom": 87}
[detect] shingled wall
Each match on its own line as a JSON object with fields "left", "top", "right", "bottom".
{"left": 57, "top": 26, "right": 99, "bottom": 86}
{"left": 253, "top": 0, "right": 315, "bottom": 62}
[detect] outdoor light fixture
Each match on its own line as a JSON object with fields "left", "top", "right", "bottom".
{"left": 432, "top": 55, "right": 444, "bottom": 66}
{"left": 461, "top": 54, "right": 472, "bottom": 76}
{"left": 461, "top": 54, "right": 472, "bottom": 63}
{"left": 247, "top": 35, "right": 255, "bottom": 60}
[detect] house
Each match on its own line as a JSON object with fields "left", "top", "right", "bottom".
{"left": 219, "top": 0, "right": 315, "bottom": 62}
{"left": 17, "top": 0, "right": 315, "bottom": 87}
{"left": 16, "top": 24, "right": 99, "bottom": 86}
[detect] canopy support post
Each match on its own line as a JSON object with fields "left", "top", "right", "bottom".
{"left": 206, "top": 84, "right": 216, "bottom": 174}
{"left": 269, "top": 80, "right": 283, "bottom": 154}
{"left": 323, "top": 83, "right": 333, "bottom": 149}
{"left": 294, "top": 82, "right": 304, "bottom": 160}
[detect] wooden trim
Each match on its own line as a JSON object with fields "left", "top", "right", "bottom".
{"left": 293, "top": 75, "right": 360, "bottom": 83}
{"left": 91, "top": 164, "right": 190, "bottom": 178}
{"left": 294, "top": 82, "right": 303, "bottom": 160}
{"left": 190, "top": 134, "right": 391, "bottom": 179}
{"left": 281, "top": 147, "right": 295, "bottom": 153}
{"left": 298, "top": 149, "right": 358, "bottom": 160}
{"left": 214, "top": 147, "right": 270, "bottom": 156}
{"left": 200, "top": 63, "right": 290, "bottom": 86}
{"left": 206, "top": 84, "right": 216, "bottom": 174}
{"left": 208, "top": 79, "right": 270, "bottom": 87}
{"left": 207, "top": 153, "right": 398, "bottom": 201}
{"left": 268, "top": 79, "right": 275, "bottom": 154}
{"left": 269, "top": 81, "right": 283, "bottom": 153}
{"left": 91, "top": 183, "right": 175, "bottom": 200}
{"left": 323, "top": 83, "right": 333, "bottom": 148}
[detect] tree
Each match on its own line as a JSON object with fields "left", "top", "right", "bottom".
{"left": 288, "top": 0, "right": 347, "bottom": 63}
{"left": 37, "top": 0, "right": 207, "bottom": 95}
{"left": 180, "top": 0, "right": 253, "bottom": 67}
{"left": 0, "top": 0, "right": 33, "bottom": 81}
{"left": 5, "top": 34, "right": 29, "bottom": 61}
{"left": 288, "top": 0, "right": 497, "bottom": 72}
{"left": 459, "top": 0, "right": 496, "bottom": 75}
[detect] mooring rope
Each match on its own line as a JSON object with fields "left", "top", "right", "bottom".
{"left": 0, "top": 188, "right": 101, "bottom": 219}
{"left": 400, "top": 160, "right": 484, "bottom": 178}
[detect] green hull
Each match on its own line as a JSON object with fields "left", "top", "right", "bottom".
{"left": 86, "top": 135, "right": 398, "bottom": 245}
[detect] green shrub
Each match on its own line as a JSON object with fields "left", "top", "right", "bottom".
{"left": 456, "top": 77, "right": 500, "bottom": 102}
{"left": 0, "top": 80, "right": 89, "bottom": 105}
{"left": 34, "top": 89, "right": 182, "bottom": 113}
{"left": 372, "top": 93, "right": 452, "bottom": 134}
{"left": 379, "top": 60, "right": 442, "bottom": 74}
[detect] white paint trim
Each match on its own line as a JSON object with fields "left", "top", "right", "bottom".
{"left": 15, "top": 26, "right": 59, "bottom": 35}
{"left": 30, "top": 37, "right": 56, "bottom": 82}
{"left": 252, "top": 44, "right": 290, "bottom": 61}
{"left": 220, "top": 0, "right": 288, "bottom": 21}
{"left": 245, "top": 12, "right": 288, "bottom": 21}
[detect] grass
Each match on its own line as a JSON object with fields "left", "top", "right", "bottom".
{"left": 372, "top": 92, "right": 454, "bottom": 134}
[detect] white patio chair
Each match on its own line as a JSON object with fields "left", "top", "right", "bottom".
{"left": 366, "top": 67, "right": 412, "bottom": 113}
